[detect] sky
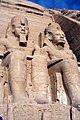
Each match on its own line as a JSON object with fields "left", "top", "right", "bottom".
{"left": 27, "top": 0, "right": 80, "bottom": 10}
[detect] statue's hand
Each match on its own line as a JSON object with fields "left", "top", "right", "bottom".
{"left": 27, "top": 55, "right": 34, "bottom": 60}
{"left": 3, "top": 51, "right": 10, "bottom": 58}
{"left": 0, "top": 52, "right": 4, "bottom": 59}
{"left": 47, "top": 58, "right": 63, "bottom": 68}
{"left": 34, "top": 44, "right": 42, "bottom": 55}
{"left": 34, "top": 44, "right": 40, "bottom": 51}
{"left": 44, "top": 37, "right": 56, "bottom": 50}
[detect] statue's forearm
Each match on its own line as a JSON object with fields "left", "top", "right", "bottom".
{"left": 0, "top": 52, "right": 4, "bottom": 59}
{"left": 47, "top": 58, "right": 63, "bottom": 69}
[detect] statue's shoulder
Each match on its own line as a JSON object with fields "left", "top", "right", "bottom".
{"left": 0, "top": 37, "right": 8, "bottom": 46}
{"left": 0, "top": 37, "right": 5, "bottom": 43}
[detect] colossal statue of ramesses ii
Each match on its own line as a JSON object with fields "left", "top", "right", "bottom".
{"left": 0, "top": 15, "right": 34, "bottom": 103}
{"left": 42, "top": 22, "right": 80, "bottom": 110}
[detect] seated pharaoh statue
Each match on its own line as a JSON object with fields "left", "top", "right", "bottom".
{"left": 40, "top": 22, "right": 80, "bottom": 110}
{"left": 0, "top": 15, "right": 35, "bottom": 103}
{"left": 0, "top": 15, "right": 49, "bottom": 104}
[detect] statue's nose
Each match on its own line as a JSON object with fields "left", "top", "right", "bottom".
{"left": 21, "top": 29, "right": 25, "bottom": 32}
{"left": 21, "top": 26, "right": 25, "bottom": 31}
{"left": 60, "top": 36, "right": 64, "bottom": 40}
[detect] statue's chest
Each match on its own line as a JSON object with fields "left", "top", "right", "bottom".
{"left": 6, "top": 42, "right": 33, "bottom": 55}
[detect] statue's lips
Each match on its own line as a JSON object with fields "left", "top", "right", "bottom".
{"left": 57, "top": 41, "right": 65, "bottom": 44}
{"left": 20, "top": 31, "right": 25, "bottom": 34}
{"left": 20, "top": 30, "right": 28, "bottom": 34}
{"left": 57, "top": 41, "right": 65, "bottom": 47}
{"left": 57, "top": 38, "right": 65, "bottom": 42}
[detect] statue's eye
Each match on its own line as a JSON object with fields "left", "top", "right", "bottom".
{"left": 17, "top": 26, "right": 21, "bottom": 28}
{"left": 48, "top": 32, "right": 53, "bottom": 36}
{"left": 55, "top": 33, "right": 60, "bottom": 36}
{"left": 12, "top": 25, "right": 15, "bottom": 28}
{"left": 48, "top": 32, "right": 52, "bottom": 34}
{"left": 16, "top": 25, "right": 21, "bottom": 28}
{"left": 12, "top": 24, "right": 21, "bottom": 28}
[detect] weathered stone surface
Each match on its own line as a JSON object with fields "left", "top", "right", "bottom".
{"left": 61, "top": 10, "right": 80, "bottom": 21}
{"left": 8, "top": 104, "right": 38, "bottom": 120}
{"left": 0, "top": 0, "right": 80, "bottom": 120}
{"left": 71, "top": 107, "right": 80, "bottom": 120}
{"left": 7, "top": 103, "right": 71, "bottom": 120}
{"left": 0, "top": 104, "right": 7, "bottom": 120}
{"left": 0, "top": 103, "right": 80, "bottom": 120}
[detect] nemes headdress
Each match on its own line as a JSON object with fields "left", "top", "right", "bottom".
{"left": 45, "top": 22, "right": 61, "bottom": 35}
{"left": 11, "top": 15, "right": 28, "bottom": 26}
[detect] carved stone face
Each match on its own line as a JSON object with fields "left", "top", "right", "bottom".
{"left": 11, "top": 16, "right": 29, "bottom": 37}
{"left": 45, "top": 23, "right": 66, "bottom": 47}
{"left": 52, "top": 30, "right": 66, "bottom": 47}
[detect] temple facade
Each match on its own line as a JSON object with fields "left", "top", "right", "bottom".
{"left": 0, "top": 0, "right": 80, "bottom": 119}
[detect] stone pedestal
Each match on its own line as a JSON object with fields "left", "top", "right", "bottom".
{"left": 0, "top": 103, "right": 80, "bottom": 120}
{"left": 71, "top": 107, "right": 80, "bottom": 120}
{"left": 8, "top": 103, "right": 71, "bottom": 120}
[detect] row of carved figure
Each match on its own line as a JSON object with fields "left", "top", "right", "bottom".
{"left": 0, "top": 15, "right": 80, "bottom": 110}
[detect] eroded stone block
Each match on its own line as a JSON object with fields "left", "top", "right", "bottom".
{"left": 8, "top": 104, "right": 38, "bottom": 120}
{"left": 51, "top": 103, "right": 70, "bottom": 120}
{"left": 8, "top": 103, "right": 71, "bottom": 120}
{"left": 72, "top": 107, "right": 80, "bottom": 120}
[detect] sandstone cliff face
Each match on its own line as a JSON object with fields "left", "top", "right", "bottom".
{"left": 61, "top": 10, "right": 80, "bottom": 21}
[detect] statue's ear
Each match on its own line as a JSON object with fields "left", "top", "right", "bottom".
{"left": 48, "top": 23, "right": 51, "bottom": 26}
{"left": 5, "top": 23, "right": 11, "bottom": 38}
{"left": 27, "top": 27, "right": 29, "bottom": 35}
{"left": 25, "top": 17, "right": 28, "bottom": 25}
{"left": 44, "top": 29, "right": 47, "bottom": 35}
{"left": 27, "top": 27, "right": 29, "bottom": 32}
{"left": 38, "top": 32, "right": 45, "bottom": 48}
{"left": 11, "top": 24, "right": 15, "bottom": 33}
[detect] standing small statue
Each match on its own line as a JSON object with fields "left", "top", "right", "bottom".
{"left": 42, "top": 22, "right": 80, "bottom": 109}
{"left": 0, "top": 15, "right": 34, "bottom": 103}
